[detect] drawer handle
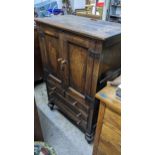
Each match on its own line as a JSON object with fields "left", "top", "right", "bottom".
{"left": 72, "top": 101, "right": 78, "bottom": 106}
{"left": 49, "top": 87, "right": 56, "bottom": 96}
{"left": 76, "top": 120, "right": 81, "bottom": 125}
{"left": 76, "top": 113, "right": 81, "bottom": 118}
{"left": 51, "top": 87, "right": 56, "bottom": 91}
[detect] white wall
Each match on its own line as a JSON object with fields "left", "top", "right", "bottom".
{"left": 56, "top": 0, "right": 62, "bottom": 8}
{"left": 70, "top": 0, "right": 86, "bottom": 10}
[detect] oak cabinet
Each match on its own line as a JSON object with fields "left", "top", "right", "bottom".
{"left": 93, "top": 85, "right": 121, "bottom": 155}
{"left": 35, "top": 15, "right": 121, "bottom": 142}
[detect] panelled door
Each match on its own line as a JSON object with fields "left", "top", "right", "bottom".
{"left": 61, "top": 32, "right": 96, "bottom": 105}
{"left": 44, "top": 32, "right": 62, "bottom": 81}
{"left": 38, "top": 27, "right": 64, "bottom": 97}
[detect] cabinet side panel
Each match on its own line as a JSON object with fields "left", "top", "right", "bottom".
{"left": 100, "top": 42, "right": 121, "bottom": 75}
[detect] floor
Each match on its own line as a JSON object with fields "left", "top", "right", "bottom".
{"left": 34, "top": 83, "right": 93, "bottom": 155}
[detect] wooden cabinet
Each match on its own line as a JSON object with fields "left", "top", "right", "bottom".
{"left": 93, "top": 85, "right": 121, "bottom": 155}
{"left": 34, "top": 26, "right": 43, "bottom": 83}
{"left": 35, "top": 15, "right": 121, "bottom": 142}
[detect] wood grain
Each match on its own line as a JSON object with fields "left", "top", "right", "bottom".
{"left": 93, "top": 85, "right": 121, "bottom": 155}
{"left": 34, "top": 26, "right": 43, "bottom": 83}
{"left": 35, "top": 15, "right": 121, "bottom": 40}
{"left": 68, "top": 43, "right": 87, "bottom": 94}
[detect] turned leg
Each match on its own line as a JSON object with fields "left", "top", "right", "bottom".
{"left": 85, "top": 96, "right": 99, "bottom": 143}
{"left": 85, "top": 132, "right": 94, "bottom": 144}
{"left": 48, "top": 98, "right": 55, "bottom": 110}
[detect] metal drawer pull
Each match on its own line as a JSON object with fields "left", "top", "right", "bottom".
{"left": 76, "top": 113, "right": 81, "bottom": 118}
{"left": 72, "top": 101, "right": 78, "bottom": 106}
{"left": 76, "top": 120, "right": 81, "bottom": 125}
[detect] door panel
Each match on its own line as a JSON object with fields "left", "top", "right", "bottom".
{"left": 68, "top": 43, "right": 88, "bottom": 94}
{"left": 62, "top": 33, "right": 96, "bottom": 101}
{"left": 45, "top": 34, "right": 61, "bottom": 80}
{"left": 38, "top": 32, "right": 48, "bottom": 69}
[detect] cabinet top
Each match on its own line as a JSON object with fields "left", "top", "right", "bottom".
{"left": 35, "top": 15, "right": 121, "bottom": 40}
{"left": 95, "top": 85, "right": 121, "bottom": 114}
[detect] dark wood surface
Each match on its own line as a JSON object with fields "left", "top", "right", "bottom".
{"left": 93, "top": 85, "right": 121, "bottom": 155}
{"left": 34, "top": 26, "right": 43, "bottom": 83}
{"left": 34, "top": 99, "right": 44, "bottom": 141}
{"left": 35, "top": 15, "right": 121, "bottom": 143}
{"left": 35, "top": 15, "right": 121, "bottom": 40}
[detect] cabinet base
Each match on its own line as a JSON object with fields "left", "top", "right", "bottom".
{"left": 48, "top": 102, "right": 55, "bottom": 110}
{"left": 85, "top": 132, "right": 94, "bottom": 144}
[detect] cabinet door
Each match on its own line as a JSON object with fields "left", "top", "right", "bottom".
{"left": 38, "top": 28, "right": 62, "bottom": 83}
{"left": 45, "top": 34, "right": 62, "bottom": 80}
{"left": 61, "top": 33, "right": 96, "bottom": 100}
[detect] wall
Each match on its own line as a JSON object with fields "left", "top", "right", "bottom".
{"left": 70, "top": 0, "right": 86, "bottom": 10}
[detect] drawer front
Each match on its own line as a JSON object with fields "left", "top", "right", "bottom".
{"left": 53, "top": 92, "right": 87, "bottom": 131}
{"left": 46, "top": 74, "right": 88, "bottom": 130}
{"left": 47, "top": 74, "right": 89, "bottom": 120}
{"left": 47, "top": 74, "right": 64, "bottom": 97}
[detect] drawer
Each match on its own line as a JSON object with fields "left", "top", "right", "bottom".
{"left": 46, "top": 74, "right": 65, "bottom": 96}
{"left": 53, "top": 92, "right": 87, "bottom": 131}
{"left": 64, "top": 92, "right": 89, "bottom": 119}
{"left": 65, "top": 89, "right": 89, "bottom": 114}
{"left": 50, "top": 90, "right": 88, "bottom": 122}
{"left": 46, "top": 73, "right": 88, "bottom": 129}
{"left": 47, "top": 74, "right": 89, "bottom": 121}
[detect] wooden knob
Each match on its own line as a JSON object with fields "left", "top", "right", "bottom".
{"left": 76, "top": 113, "right": 81, "bottom": 118}
{"left": 76, "top": 120, "right": 81, "bottom": 125}
{"left": 51, "top": 87, "right": 56, "bottom": 91}
{"left": 57, "top": 58, "right": 62, "bottom": 62}
{"left": 72, "top": 101, "right": 77, "bottom": 106}
{"left": 61, "top": 59, "right": 67, "bottom": 64}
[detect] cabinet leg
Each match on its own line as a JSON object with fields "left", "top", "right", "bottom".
{"left": 48, "top": 100, "right": 55, "bottom": 110}
{"left": 85, "top": 132, "right": 94, "bottom": 144}
{"left": 48, "top": 103, "right": 54, "bottom": 110}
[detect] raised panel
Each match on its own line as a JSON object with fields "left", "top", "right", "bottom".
{"left": 38, "top": 33, "right": 48, "bottom": 68}
{"left": 68, "top": 43, "right": 88, "bottom": 94}
{"left": 45, "top": 35, "right": 61, "bottom": 79}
